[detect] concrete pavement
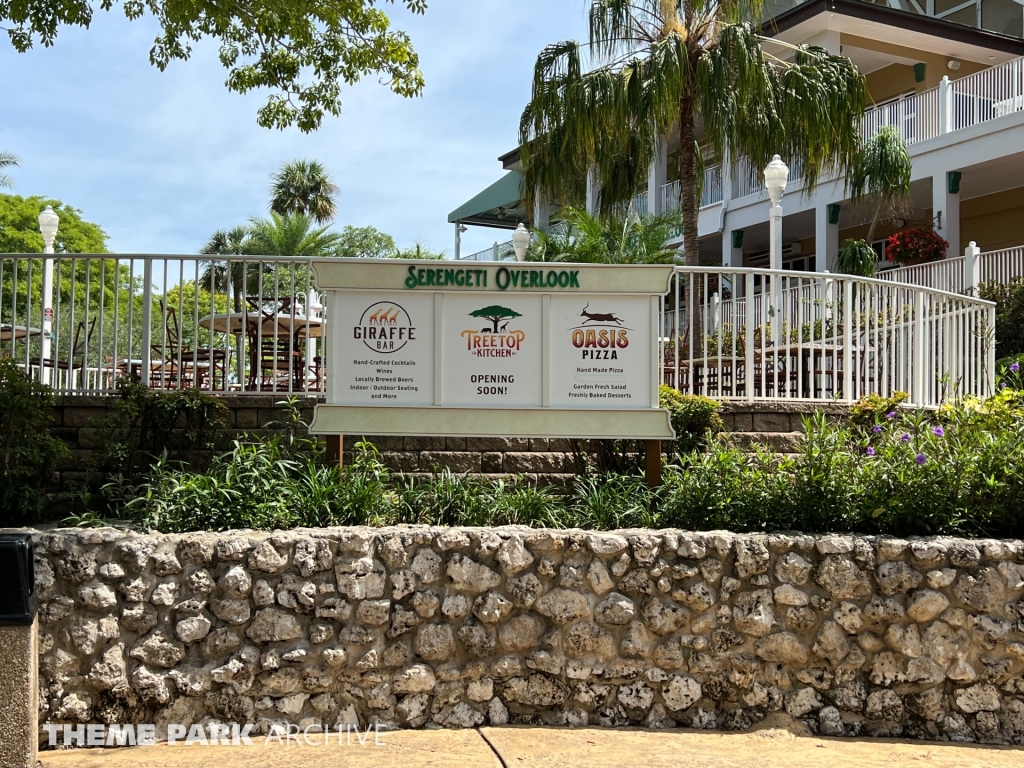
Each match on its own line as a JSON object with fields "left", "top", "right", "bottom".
{"left": 39, "top": 721, "right": 1024, "bottom": 768}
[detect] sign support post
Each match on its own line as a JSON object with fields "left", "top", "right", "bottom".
{"left": 325, "top": 434, "right": 344, "bottom": 470}
{"left": 645, "top": 440, "right": 662, "bottom": 488}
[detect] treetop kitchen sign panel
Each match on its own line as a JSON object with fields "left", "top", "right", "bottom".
{"left": 309, "top": 259, "right": 675, "bottom": 440}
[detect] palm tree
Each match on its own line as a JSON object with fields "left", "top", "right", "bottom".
{"left": 0, "top": 151, "right": 19, "bottom": 189}
{"left": 246, "top": 212, "right": 344, "bottom": 257}
{"left": 528, "top": 207, "right": 682, "bottom": 264}
{"left": 848, "top": 126, "right": 912, "bottom": 246}
{"left": 519, "top": 0, "right": 868, "bottom": 266}
{"left": 269, "top": 160, "right": 339, "bottom": 223}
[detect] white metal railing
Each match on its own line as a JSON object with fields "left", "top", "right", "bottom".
{"left": 661, "top": 267, "right": 995, "bottom": 406}
{"left": 861, "top": 88, "right": 941, "bottom": 147}
{"left": 0, "top": 254, "right": 325, "bottom": 395}
{"left": 951, "top": 57, "right": 1024, "bottom": 131}
{"left": 877, "top": 257, "right": 965, "bottom": 294}
{"left": 459, "top": 239, "right": 516, "bottom": 262}
{"left": 876, "top": 244, "right": 1024, "bottom": 294}
{"left": 659, "top": 164, "right": 724, "bottom": 214}
{"left": 979, "top": 245, "right": 1024, "bottom": 285}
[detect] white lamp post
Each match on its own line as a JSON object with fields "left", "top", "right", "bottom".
{"left": 38, "top": 205, "right": 60, "bottom": 384}
{"left": 511, "top": 222, "right": 530, "bottom": 262}
{"left": 763, "top": 155, "right": 788, "bottom": 346}
{"left": 763, "top": 155, "right": 789, "bottom": 271}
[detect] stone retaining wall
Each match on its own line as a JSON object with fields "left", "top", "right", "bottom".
{"left": 26, "top": 526, "right": 1024, "bottom": 746}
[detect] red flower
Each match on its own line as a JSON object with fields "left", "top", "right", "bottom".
{"left": 885, "top": 228, "right": 948, "bottom": 264}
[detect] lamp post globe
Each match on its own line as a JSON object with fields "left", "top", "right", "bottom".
{"left": 511, "top": 222, "right": 531, "bottom": 262}
{"left": 763, "top": 155, "right": 789, "bottom": 206}
{"left": 38, "top": 205, "right": 60, "bottom": 253}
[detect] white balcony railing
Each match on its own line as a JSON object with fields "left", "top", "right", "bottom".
{"left": 659, "top": 164, "right": 724, "bottom": 214}
{"left": 661, "top": 267, "right": 995, "bottom": 407}
{"left": 876, "top": 244, "right": 1024, "bottom": 294}
{"left": 0, "top": 253, "right": 325, "bottom": 395}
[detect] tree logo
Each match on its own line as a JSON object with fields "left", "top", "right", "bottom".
{"left": 354, "top": 301, "right": 415, "bottom": 353}
{"left": 461, "top": 305, "right": 526, "bottom": 358}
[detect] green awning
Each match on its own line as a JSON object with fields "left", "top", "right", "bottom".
{"left": 448, "top": 171, "right": 526, "bottom": 229}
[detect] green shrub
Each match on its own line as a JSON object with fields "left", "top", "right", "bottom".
{"left": 849, "top": 391, "right": 908, "bottom": 428}
{"left": 120, "top": 387, "right": 1024, "bottom": 539}
{"left": 659, "top": 386, "right": 723, "bottom": 453}
{"left": 980, "top": 278, "right": 1024, "bottom": 360}
{"left": 0, "top": 357, "right": 68, "bottom": 522}
{"left": 95, "top": 378, "right": 228, "bottom": 484}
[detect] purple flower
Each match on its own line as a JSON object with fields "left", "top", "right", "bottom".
{"left": 872, "top": 425, "right": 882, "bottom": 434}
{"left": 886, "top": 411, "right": 897, "bottom": 420}
{"left": 1012, "top": 362, "right": 1020, "bottom": 373}
{"left": 901, "top": 433, "right": 911, "bottom": 443}
{"left": 916, "top": 453, "right": 927, "bottom": 465}
{"left": 933, "top": 426, "right": 944, "bottom": 437}
{"left": 866, "top": 446, "right": 876, "bottom": 456}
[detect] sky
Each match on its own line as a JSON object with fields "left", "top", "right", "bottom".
{"left": 0, "top": 1, "right": 588, "bottom": 258}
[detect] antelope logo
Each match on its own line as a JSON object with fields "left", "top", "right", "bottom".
{"left": 580, "top": 303, "right": 624, "bottom": 325}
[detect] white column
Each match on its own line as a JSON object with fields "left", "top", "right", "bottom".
{"left": 720, "top": 147, "right": 732, "bottom": 206}
{"left": 933, "top": 173, "right": 960, "bottom": 257}
{"left": 585, "top": 166, "right": 601, "bottom": 216}
{"left": 723, "top": 229, "right": 743, "bottom": 268}
{"left": 533, "top": 188, "right": 550, "bottom": 231}
{"left": 805, "top": 29, "right": 841, "bottom": 55}
{"left": 815, "top": 204, "right": 839, "bottom": 272}
{"left": 938, "top": 76, "right": 953, "bottom": 134}
{"left": 647, "top": 139, "right": 667, "bottom": 216}
{"left": 453, "top": 223, "right": 462, "bottom": 261}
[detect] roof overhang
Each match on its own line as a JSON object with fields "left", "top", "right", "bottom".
{"left": 763, "top": 0, "right": 1024, "bottom": 62}
{"left": 448, "top": 171, "right": 525, "bottom": 229}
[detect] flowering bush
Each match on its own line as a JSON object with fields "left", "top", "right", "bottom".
{"left": 885, "top": 227, "right": 948, "bottom": 265}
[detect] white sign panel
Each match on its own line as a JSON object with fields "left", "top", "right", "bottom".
{"left": 548, "top": 295, "right": 652, "bottom": 409}
{"left": 442, "top": 294, "right": 543, "bottom": 407}
{"left": 331, "top": 291, "right": 435, "bottom": 406}
{"left": 312, "top": 260, "right": 675, "bottom": 440}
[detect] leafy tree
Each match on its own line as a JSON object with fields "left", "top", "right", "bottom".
{"left": 519, "top": 0, "right": 867, "bottom": 265}
{"left": 337, "top": 225, "right": 397, "bottom": 258}
{"left": 270, "top": 160, "right": 339, "bottom": 222}
{"left": 2, "top": 0, "right": 427, "bottom": 132}
{"left": 392, "top": 242, "right": 445, "bottom": 260}
{"left": 848, "top": 126, "right": 913, "bottom": 245}
{"left": 0, "top": 151, "right": 17, "bottom": 189}
{"left": 469, "top": 305, "right": 522, "bottom": 333}
{"left": 0, "top": 194, "right": 108, "bottom": 253}
{"left": 527, "top": 207, "right": 681, "bottom": 264}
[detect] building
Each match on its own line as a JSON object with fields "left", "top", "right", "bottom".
{"left": 448, "top": 0, "right": 1024, "bottom": 273}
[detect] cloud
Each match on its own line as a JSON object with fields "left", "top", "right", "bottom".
{"left": 0, "top": 1, "right": 587, "bottom": 256}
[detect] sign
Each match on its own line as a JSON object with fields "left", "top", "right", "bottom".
{"left": 310, "top": 259, "right": 675, "bottom": 440}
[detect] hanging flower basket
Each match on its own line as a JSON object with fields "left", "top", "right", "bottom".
{"left": 885, "top": 228, "right": 948, "bottom": 266}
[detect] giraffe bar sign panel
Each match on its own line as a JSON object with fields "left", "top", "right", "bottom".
{"left": 309, "top": 259, "right": 676, "bottom": 440}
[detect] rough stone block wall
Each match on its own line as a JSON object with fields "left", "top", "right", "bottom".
{"left": 27, "top": 527, "right": 1024, "bottom": 745}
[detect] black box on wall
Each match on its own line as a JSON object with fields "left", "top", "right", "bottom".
{"left": 0, "top": 533, "right": 35, "bottom": 625}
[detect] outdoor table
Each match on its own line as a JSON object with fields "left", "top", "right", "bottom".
{"left": 0, "top": 324, "right": 42, "bottom": 341}
{"left": 198, "top": 312, "right": 322, "bottom": 390}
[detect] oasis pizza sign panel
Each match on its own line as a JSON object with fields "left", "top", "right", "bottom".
{"left": 548, "top": 295, "right": 652, "bottom": 409}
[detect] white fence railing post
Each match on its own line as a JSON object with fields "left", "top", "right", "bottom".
{"left": 842, "top": 279, "right": 853, "bottom": 401}
{"left": 964, "top": 241, "right": 981, "bottom": 296}
{"left": 939, "top": 75, "right": 952, "bottom": 134}
{"left": 744, "top": 272, "right": 755, "bottom": 404}
{"left": 140, "top": 259, "right": 153, "bottom": 387}
{"left": 913, "top": 290, "right": 927, "bottom": 405}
